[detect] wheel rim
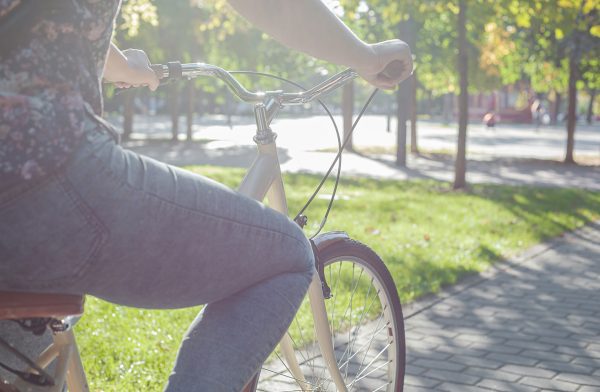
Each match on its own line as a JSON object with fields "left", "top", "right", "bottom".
{"left": 256, "top": 255, "right": 400, "bottom": 391}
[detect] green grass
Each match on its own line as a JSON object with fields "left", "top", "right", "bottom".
{"left": 77, "top": 166, "right": 600, "bottom": 391}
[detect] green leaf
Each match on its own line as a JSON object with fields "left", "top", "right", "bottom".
{"left": 555, "top": 28, "right": 565, "bottom": 40}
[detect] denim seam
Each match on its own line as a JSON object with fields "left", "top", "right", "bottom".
{"left": 30, "top": 175, "right": 109, "bottom": 287}
{"left": 185, "top": 337, "right": 264, "bottom": 392}
{"left": 85, "top": 148, "right": 308, "bottom": 250}
{"left": 0, "top": 175, "right": 55, "bottom": 208}
{"left": 269, "top": 283, "right": 311, "bottom": 311}
{"left": 248, "top": 284, "right": 310, "bottom": 365}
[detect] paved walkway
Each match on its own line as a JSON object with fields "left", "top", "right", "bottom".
{"left": 115, "top": 114, "right": 600, "bottom": 162}
{"left": 124, "top": 140, "right": 600, "bottom": 191}
{"left": 256, "top": 222, "right": 600, "bottom": 391}
{"left": 121, "top": 116, "right": 600, "bottom": 191}
{"left": 402, "top": 221, "right": 600, "bottom": 391}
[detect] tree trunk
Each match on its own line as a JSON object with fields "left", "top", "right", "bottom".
{"left": 551, "top": 91, "right": 562, "bottom": 125}
{"left": 587, "top": 89, "right": 596, "bottom": 124}
{"left": 186, "top": 83, "right": 194, "bottom": 142}
{"left": 342, "top": 81, "right": 354, "bottom": 151}
{"left": 226, "top": 87, "right": 233, "bottom": 129}
{"left": 396, "top": 83, "right": 409, "bottom": 166}
{"left": 410, "top": 73, "right": 418, "bottom": 154}
{"left": 442, "top": 93, "right": 453, "bottom": 124}
{"left": 386, "top": 97, "right": 392, "bottom": 133}
{"left": 122, "top": 90, "right": 135, "bottom": 141}
{"left": 169, "top": 83, "right": 180, "bottom": 141}
{"left": 427, "top": 90, "right": 433, "bottom": 117}
{"left": 564, "top": 1, "right": 587, "bottom": 163}
{"left": 565, "top": 54, "right": 578, "bottom": 164}
{"left": 454, "top": 0, "right": 468, "bottom": 190}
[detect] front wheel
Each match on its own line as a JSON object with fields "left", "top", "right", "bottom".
{"left": 253, "top": 238, "right": 405, "bottom": 391}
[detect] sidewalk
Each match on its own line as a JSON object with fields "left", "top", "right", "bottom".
{"left": 117, "top": 115, "right": 600, "bottom": 162}
{"left": 256, "top": 223, "right": 600, "bottom": 391}
{"left": 403, "top": 221, "right": 600, "bottom": 391}
{"left": 124, "top": 140, "right": 600, "bottom": 191}
{"left": 119, "top": 114, "right": 600, "bottom": 190}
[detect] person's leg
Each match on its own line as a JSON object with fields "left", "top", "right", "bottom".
{"left": 166, "top": 271, "right": 311, "bottom": 391}
{"left": 1, "top": 125, "right": 314, "bottom": 392}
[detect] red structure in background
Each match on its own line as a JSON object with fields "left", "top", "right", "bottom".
{"left": 467, "top": 85, "right": 533, "bottom": 124}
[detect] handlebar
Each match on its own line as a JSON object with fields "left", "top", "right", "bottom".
{"left": 151, "top": 62, "right": 358, "bottom": 105}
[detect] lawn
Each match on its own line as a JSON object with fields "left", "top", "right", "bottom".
{"left": 77, "top": 166, "right": 600, "bottom": 391}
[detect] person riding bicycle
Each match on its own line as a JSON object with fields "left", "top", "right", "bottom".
{"left": 0, "top": 1, "right": 412, "bottom": 390}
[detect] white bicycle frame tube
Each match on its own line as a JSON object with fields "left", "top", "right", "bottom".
{"left": 11, "top": 328, "right": 88, "bottom": 392}
{"left": 238, "top": 114, "right": 348, "bottom": 391}
{"left": 4, "top": 65, "right": 365, "bottom": 392}
{"left": 5, "top": 144, "right": 341, "bottom": 392}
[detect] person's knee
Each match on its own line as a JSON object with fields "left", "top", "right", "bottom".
{"left": 286, "top": 222, "right": 315, "bottom": 276}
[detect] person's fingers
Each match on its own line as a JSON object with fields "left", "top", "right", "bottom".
{"left": 146, "top": 69, "right": 160, "bottom": 91}
{"left": 356, "top": 39, "right": 413, "bottom": 89}
{"left": 122, "top": 48, "right": 160, "bottom": 91}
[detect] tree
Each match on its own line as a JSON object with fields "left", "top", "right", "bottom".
{"left": 582, "top": 56, "right": 600, "bottom": 123}
{"left": 495, "top": 0, "right": 600, "bottom": 163}
{"left": 338, "top": 0, "right": 421, "bottom": 165}
{"left": 342, "top": 81, "right": 355, "bottom": 151}
{"left": 113, "top": 0, "right": 159, "bottom": 141}
{"left": 395, "top": 18, "right": 417, "bottom": 166}
{"left": 563, "top": 0, "right": 598, "bottom": 163}
{"left": 413, "top": 0, "right": 495, "bottom": 188}
{"left": 454, "top": 0, "right": 468, "bottom": 189}
{"left": 410, "top": 71, "right": 418, "bottom": 154}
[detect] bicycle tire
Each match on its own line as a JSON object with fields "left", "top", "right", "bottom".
{"left": 251, "top": 238, "right": 405, "bottom": 392}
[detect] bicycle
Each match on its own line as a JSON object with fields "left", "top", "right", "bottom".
{"left": 0, "top": 62, "right": 406, "bottom": 392}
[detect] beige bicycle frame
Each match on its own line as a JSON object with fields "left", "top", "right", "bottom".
{"left": 7, "top": 116, "right": 346, "bottom": 392}
{"left": 7, "top": 66, "right": 360, "bottom": 392}
{"left": 10, "top": 325, "right": 89, "bottom": 392}
{"left": 238, "top": 103, "right": 348, "bottom": 392}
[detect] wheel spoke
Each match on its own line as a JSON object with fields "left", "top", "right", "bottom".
{"left": 255, "top": 241, "right": 403, "bottom": 392}
{"left": 337, "top": 284, "right": 381, "bottom": 371}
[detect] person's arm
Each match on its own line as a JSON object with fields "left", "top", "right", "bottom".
{"left": 227, "top": 0, "right": 413, "bottom": 89}
{"left": 103, "top": 43, "right": 160, "bottom": 91}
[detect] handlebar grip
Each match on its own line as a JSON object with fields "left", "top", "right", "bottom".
{"left": 151, "top": 62, "right": 183, "bottom": 80}
{"left": 151, "top": 64, "right": 165, "bottom": 79}
{"left": 380, "top": 60, "right": 406, "bottom": 81}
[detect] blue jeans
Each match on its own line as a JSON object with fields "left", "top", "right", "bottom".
{"left": 0, "top": 121, "right": 314, "bottom": 391}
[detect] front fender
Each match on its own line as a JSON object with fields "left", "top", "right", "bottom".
{"left": 311, "top": 231, "right": 350, "bottom": 252}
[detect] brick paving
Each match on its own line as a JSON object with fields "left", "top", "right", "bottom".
{"left": 403, "top": 221, "right": 600, "bottom": 392}
{"left": 257, "top": 222, "right": 600, "bottom": 391}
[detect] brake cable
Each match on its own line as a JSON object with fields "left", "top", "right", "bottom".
{"left": 122, "top": 70, "right": 379, "bottom": 239}
{"left": 230, "top": 71, "right": 345, "bottom": 238}
{"left": 295, "top": 88, "right": 379, "bottom": 238}
{"left": 232, "top": 71, "right": 379, "bottom": 238}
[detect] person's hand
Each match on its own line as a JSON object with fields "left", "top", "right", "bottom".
{"left": 108, "top": 49, "right": 160, "bottom": 91}
{"left": 357, "top": 40, "right": 413, "bottom": 90}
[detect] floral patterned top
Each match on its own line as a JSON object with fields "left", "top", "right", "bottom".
{"left": 0, "top": 0, "right": 121, "bottom": 190}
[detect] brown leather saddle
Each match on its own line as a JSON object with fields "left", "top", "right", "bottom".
{"left": 0, "top": 291, "right": 84, "bottom": 320}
